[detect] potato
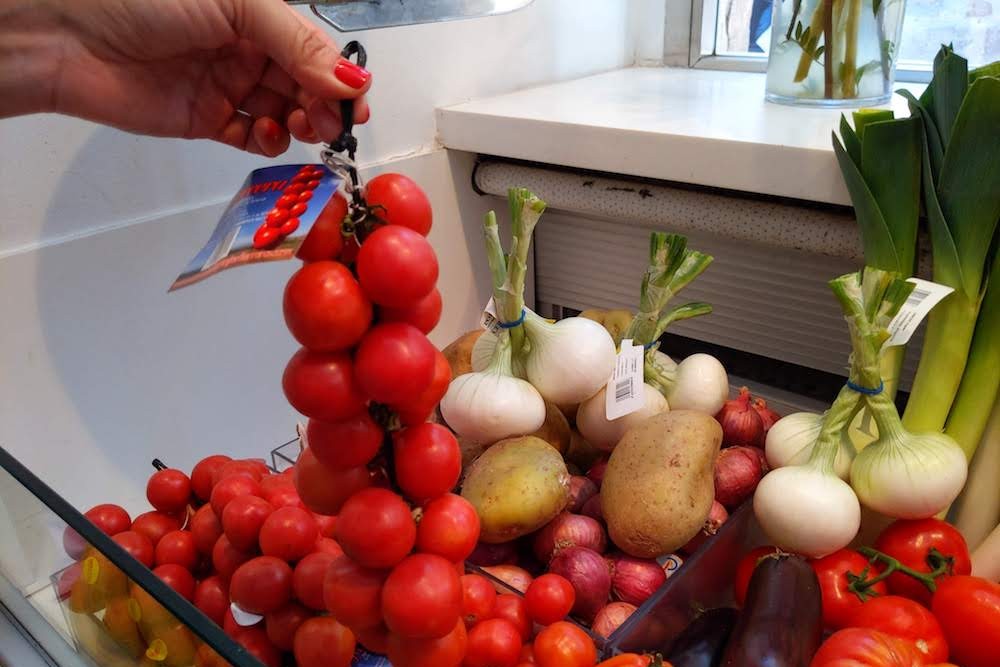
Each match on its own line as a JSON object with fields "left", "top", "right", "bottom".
{"left": 461, "top": 436, "right": 570, "bottom": 543}
{"left": 602, "top": 410, "right": 722, "bottom": 558}
{"left": 530, "top": 402, "right": 572, "bottom": 454}
{"left": 602, "top": 309, "right": 634, "bottom": 346}
{"left": 442, "top": 329, "right": 483, "bottom": 377}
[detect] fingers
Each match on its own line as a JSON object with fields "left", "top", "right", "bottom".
{"left": 216, "top": 112, "right": 290, "bottom": 157}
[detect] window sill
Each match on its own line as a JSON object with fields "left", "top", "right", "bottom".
{"left": 436, "top": 67, "right": 924, "bottom": 206}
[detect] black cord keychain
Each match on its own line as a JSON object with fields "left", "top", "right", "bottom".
{"left": 321, "top": 40, "right": 369, "bottom": 231}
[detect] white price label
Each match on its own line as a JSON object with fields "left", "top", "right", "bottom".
{"left": 605, "top": 339, "right": 646, "bottom": 421}
{"left": 230, "top": 603, "right": 263, "bottom": 626}
{"left": 479, "top": 297, "right": 502, "bottom": 335}
{"left": 884, "top": 278, "right": 954, "bottom": 348}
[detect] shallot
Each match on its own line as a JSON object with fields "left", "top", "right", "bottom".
{"left": 608, "top": 553, "right": 666, "bottom": 606}
{"left": 481, "top": 564, "right": 533, "bottom": 594}
{"left": 715, "top": 387, "right": 764, "bottom": 447}
{"left": 548, "top": 546, "right": 612, "bottom": 622}
{"left": 586, "top": 460, "right": 608, "bottom": 487}
{"left": 752, "top": 397, "right": 781, "bottom": 441}
{"left": 592, "top": 602, "right": 637, "bottom": 638}
{"left": 468, "top": 541, "right": 518, "bottom": 566}
{"left": 581, "top": 494, "right": 603, "bottom": 522}
{"left": 714, "top": 446, "right": 765, "bottom": 509}
{"left": 680, "top": 500, "right": 728, "bottom": 555}
{"left": 533, "top": 513, "right": 607, "bottom": 563}
{"left": 567, "top": 476, "right": 598, "bottom": 512}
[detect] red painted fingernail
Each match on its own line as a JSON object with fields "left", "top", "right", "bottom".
{"left": 262, "top": 118, "right": 281, "bottom": 142}
{"left": 334, "top": 60, "right": 371, "bottom": 89}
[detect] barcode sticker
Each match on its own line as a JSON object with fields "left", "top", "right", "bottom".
{"left": 605, "top": 339, "right": 646, "bottom": 420}
{"left": 884, "top": 278, "right": 954, "bottom": 348}
{"left": 230, "top": 603, "right": 263, "bottom": 626}
{"left": 480, "top": 297, "right": 502, "bottom": 335}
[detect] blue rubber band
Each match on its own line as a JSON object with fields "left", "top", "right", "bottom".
{"left": 847, "top": 379, "right": 884, "bottom": 395}
{"left": 643, "top": 341, "right": 659, "bottom": 350}
{"left": 498, "top": 309, "right": 526, "bottom": 329}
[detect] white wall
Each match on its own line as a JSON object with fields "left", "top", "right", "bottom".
{"left": 0, "top": 0, "right": 639, "bottom": 513}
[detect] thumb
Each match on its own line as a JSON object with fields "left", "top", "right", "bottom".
{"left": 233, "top": 0, "right": 372, "bottom": 100}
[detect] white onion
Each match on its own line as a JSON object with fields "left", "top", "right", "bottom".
{"left": 665, "top": 353, "right": 728, "bottom": 415}
{"left": 766, "top": 412, "right": 853, "bottom": 480}
{"left": 522, "top": 312, "right": 617, "bottom": 405}
{"left": 576, "top": 383, "right": 669, "bottom": 451}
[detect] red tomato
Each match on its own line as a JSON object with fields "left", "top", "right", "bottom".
{"left": 193, "top": 575, "right": 229, "bottom": 626}
{"left": 259, "top": 506, "right": 319, "bottom": 562}
{"left": 847, "top": 595, "right": 948, "bottom": 663}
{"left": 285, "top": 182, "right": 307, "bottom": 195}
{"left": 811, "top": 549, "right": 888, "bottom": 629}
{"left": 154, "top": 530, "right": 198, "bottom": 570}
{"left": 355, "top": 623, "right": 391, "bottom": 655}
{"left": 87, "top": 504, "right": 132, "bottom": 535}
{"left": 132, "top": 511, "right": 182, "bottom": 548}
{"left": 223, "top": 607, "right": 251, "bottom": 637}
{"left": 112, "top": 531, "right": 155, "bottom": 567}
{"left": 336, "top": 488, "right": 416, "bottom": 569}
{"left": 520, "top": 643, "right": 536, "bottom": 663}
{"left": 294, "top": 616, "right": 356, "bottom": 667}
{"left": 234, "top": 626, "right": 282, "bottom": 667}
{"left": 306, "top": 179, "right": 321, "bottom": 190}
{"left": 292, "top": 551, "right": 335, "bottom": 610}
{"left": 493, "top": 594, "right": 532, "bottom": 642}
{"left": 314, "top": 513, "right": 337, "bottom": 537}
{"left": 297, "top": 193, "right": 347, "bottom": 262}
{"left": 465, "top": 618, "right": 523, "bottom": 667}
{"left": 875, "top": 519, "right": 971, "bottom": 605}
{"left": 298, "top": 190, "right": 313, "bottom": 203}
{"left": 357, "top": 225, "right": 438, "bottom": 307}
{"left": 461, "top": 574, "right": 497, "bottom": 628}
{"left": 209, "top": 475, "right": 262, "bottom": 518}
{"left": 190, "top": 455, "right": 232, "bottom": 501}
{"left": 279, "top": 217, "right": 300, "bottom": 236}
{"left": 382, "top": 554, "right": 462, "bottom": 639}
{"left": 354, "top": 323, "right": 436, "bottom": 405}
{"left": 393, "top": 423, "right": 461, "bottom": 503}
{"left": 289, "top": 202, "right": 307, "bottom": 217}
{"left": 147, "top": 469, "right": 192, "bottom": 513}
{"left": 416, "top": 493, "right": 480, "bottom": 562}
{"left": 283, "top": 261, "right": 372, "bottom": 352}
{"left": 275, "top": 194, "right": 298, "bottom": 209}
{"left": 307, "top": 412, "right": 383, "bottom": 469}
{"left": 266, "top": 208, "right": 289, "bottom": 228}
{"left": 264, "top": 602, "right": 311, "bottom": 651}
{"left": 153, "top": 563, "right": 196, "bottom": 600}
{"left": 734, "top": 545, "right": 780, "bottom": 607}
{"left": 188, "top": 505, "right": 223, "bottom": 556}
{"left": 211, "top": 535, "right": 253, "bottom": 582}
{"left": 596, "top": 655, "right": 651, "bottom": 667}
{"left": 525, "top": 574, "right": 576, "bottom": 626}
{"left": 387, "top": 619, "right": 467, "bottom": 667}
{"left": 931, "top": 575, "right": 1000, "bottom": 667}
{"left": 220, "top": 495, "right": 272, "bottom": 552}
{"left": 315, "top": 536, "right": 344, "bottom": 556}
{"left": 364, "top": 173, "right": 433, "bottom": 236}
{"left": 811, "top": 628, "right": 925, "bottom": 667}
{"left": 533, "top": 622, "right": 598, "bottom": 667}
{"left": 394, "top": 347, "right": 452, "bottom": 426}
{"left": 283, "top": 348, "right": 367, "bottom": 422}
{"left": 380, "top": 288, "right": 442, "bottom": 334}
{"left": 253, "top": 225, "right": 280, "bottom": 249}
{"left": 293, "top": 447, "right": 371, "bottom": 515}
{"left": 230, "top": 556, "right": 293, "bottom": 614}
{"left": 262, "top": 485, "right": 304, "bottom": 510}
{"left": 324, "top": 555, "right": 388, "bottom": 630}
{"left": 212, "top": 459, "right": 267, "bottom": 485}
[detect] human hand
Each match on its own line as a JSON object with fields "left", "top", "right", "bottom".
{"left": 3, "top": 0, "right": 370, "bottom": 155}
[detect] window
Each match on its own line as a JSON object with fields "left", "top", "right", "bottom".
{"left": 683, "top": 0, "right": 999, "bottom": 79}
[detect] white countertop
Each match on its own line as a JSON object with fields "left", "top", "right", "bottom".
{"left": 436, "top": 67, "right": 921, "bottom": 206}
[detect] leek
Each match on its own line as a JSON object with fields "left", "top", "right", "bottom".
{"left": 951, "top": 395, "right": 1000, "bottom": 549}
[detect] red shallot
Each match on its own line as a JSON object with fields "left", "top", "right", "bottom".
{"left": 581, "top": 494, "right": 603, "bottom": 522}
{"left": 715, "top": 387, "right": 764, "bottom": 448}
{"left": 751, "top": 396, "right": 781, "bottom": 444}
{"left": 714, "top": 446, "right": 765, "bottom": 509}
{"left": 567, "top": 476, "right": 599, "bottom": 512}
{"left": 608, "top": 553, "right": 666, "bottom": 606}
{"left": 480, "top": 564, "right": 533, "bottom": 594}
{"left": 592, "top": 602, "right": 637, "bottom": 638}
{"left": 586, "top": 459, "right": 608, "bottom": 488}
{"left": 468, "top": 541, "right": 519, "bottom": 566}
{"left": 680, "top": 500, "right": 729, "bottom": 555}
{"left": 533, "top": 513, "right": 607, "bottom": 563}
{"left": 548, "top": 546, "right": 612, "bottom": 622}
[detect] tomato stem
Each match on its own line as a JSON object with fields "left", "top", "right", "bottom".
{"left": 856, "top": 546, "right": 952, "bottom": 593}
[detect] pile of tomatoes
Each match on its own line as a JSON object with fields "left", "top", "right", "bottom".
{"left": 252, "top": 165, "right": 325, "bottom": 250}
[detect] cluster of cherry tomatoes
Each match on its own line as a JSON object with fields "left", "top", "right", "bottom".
{"left": 252, "top": 165, "right": 325, "bottom": 250}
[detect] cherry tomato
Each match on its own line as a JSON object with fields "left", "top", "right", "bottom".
{"left": 315, "top": 536, "right": 344, "bottom": 556}
{"left": 193, "top": 575, "right": 229, "bottom": 626}
{"left": 190, "top": 455, "right": 232, "bottom": 501}
{"left": 416, "top": 493, "right": 480, "bottom": 562}
{"left": 465, "top": 618, "right": 523, "bottom": 667}
{"left": 153, "top": 563, "right": 196, "bottom": 600}
{"left": 931, "top": 575, "right": 1000, "bottom": 667}
{"left": 275, "top": 194, "right": 298, "bottom": 209}
{"left": 461, "top": 574, "right": 497, "bottom": 628}
{"left": 284, "top": 261, "right": 371, "bottom": 352}
{"left": 394, "top": 347, "right": 452, "bottom": 426}
{"left": 492, "top": 594, "right": 532, "bottom": 642}
{"left": 533, "top": 622, "right": 598, "bottom": 667}
{"left": 380, "top": 288, "right": 442, "bottom": 334}
{"left": 355, "top": 623, "right": 391, "bottom": 655}
{"left": 292, "top": 551, "right": 335, "bottom": 610}
{"left": 154, "top": 530, "right": 198, "bottom": 570}
{"left": 188, "top": 505, "right": 222, "bottom": 556}
{"left": 847, "top": 595, "right": 948, "bottom": 663}
{"left": 289, "top": 202, "right": 308, "bottom": 218}
{"left": 297, "top": 193, "right": 347, "bottom": 262}
{"left": 230, "top": 556, "right": 293, "bottom": 614}
{"left": 64, "top": 504, "right": 133, "bottom": 559}
{"left": 357, "top": 225, "right": 438, "bottom": 307}
{"left": 364, "top": 173, "right": 433, "bottom": 236}
{"left": 234, "top": 626, "right": 282, "bottom": 667}
{"left": 335, "top": 488, "right": 416, "bottom": 569}
{"left": 209, "top": 475, "right": 263, "bottom": 518}
{"left": 734, "top": 545, "right": 780, "bottom": 607}
{"left": 279, "top": 217, "right": 300, "bottom": 236}
{"left": 264, "top": 602, "right": 311, "bottom": 651}
{"left": 283, "top": 348, "right": 367, "bottom": 422}
{"left": 110, "top": 531, "right": 154, "bottom": 567}
{"left": 293, "top": 446, "right": 371, "bottom": 515}
{"left": 354, "top": 323, "right": 436, "bottom": 405}
{"left": 811, "top": 628, "right": 925, "bottom": 667}
{"left": 875, "top": 519, "right": 971, "bottom": 605}
{"left": 519, "top": 643, "right": 536, "bottom": 663}
{"left": 212, "top": 459, "right": 267, "bottom": 485}
{"left": 313, "top": 512, "right": 336, "bottom": 537}
{"left": 393, "top": 423, "right": 462, "bottom": 503}
{"left": 259, "top": 506, "right": 319, "bottom": 562}
{"left": 596, "top": 655, "right": 652, "bottom": 667}
{"left": 305, "top": 179, "right": 321, "bottom": 190}
{"left": 262, "top": 484, "right": 305, "bottom": 510}
{"left": 525, "top": 574, "right": 576, "bottom": 626}
{"left": 307, "top": 412, "right": 383, "bottom": 469}
{"left": 258, "top": 473, "right": 290, "bottom": 494}
{"left": 266, "top": 208, "right": 289, "bottom": 228}
{"left": 294, "top": 616, "right": 356, "bottom": 667}
{"left": 298, "top": 190, "right": 313, "bottom": 203}
{"left": 221, "top": 495, "right": 273, "bottom": 552}
{"left": 132, "top": 511, "right": 182, "bottom": 548}
{"left": 324, "top": 555, "right": 388, "bottom": 630}
{"left": 285, "top": 183, "right": 306, "bottom": 195}
{"left": 811, "top": 548, "right": 888, "bottom": 630}
{"left": 382, "top": 554, "right": 462, "bottom": 639}
{"left": 146, "top": 469, "right": 192, "bottom": 513}
{"left": 222, "top": 606, "right": 250, "bottom": 637}
{"left": 211, "top": 535, "right": 253, "bottom": 582}
{"left": 253, "top": 225, "right": 280, "bottom": 249}
{"left": 387, "top": 618, "right": 467, "bottom": 667}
